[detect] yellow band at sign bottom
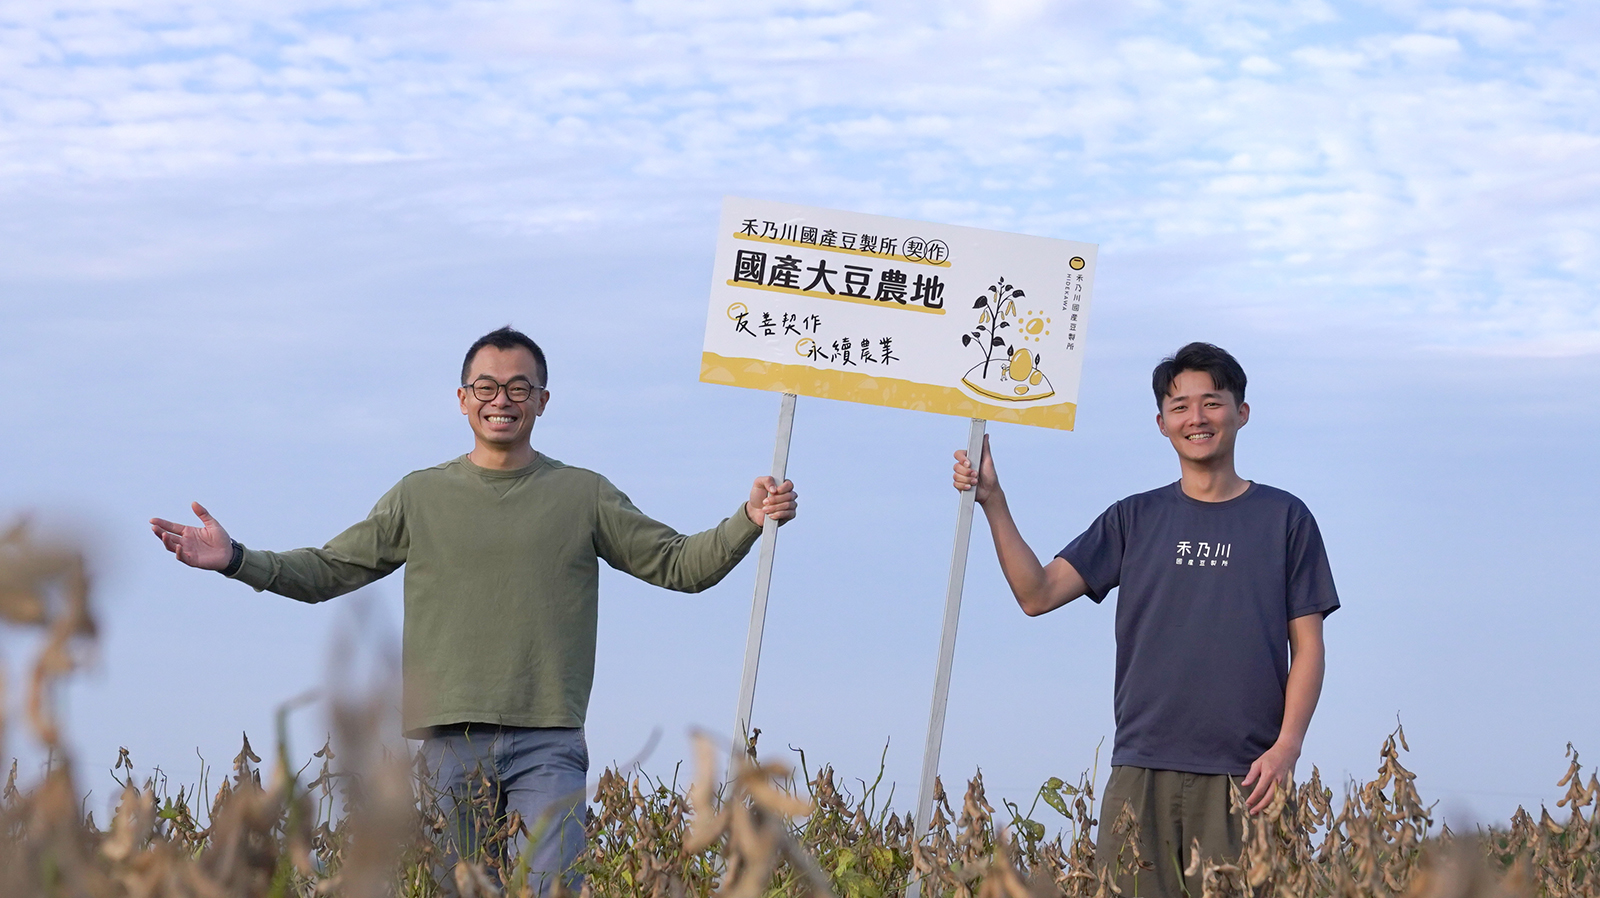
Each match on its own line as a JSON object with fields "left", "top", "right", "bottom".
{"left": 700, "top": 352, "right": 1077, "bottom": 431}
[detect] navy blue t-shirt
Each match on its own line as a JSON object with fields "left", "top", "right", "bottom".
{"left": 1058, "top": 482, "right": 1339, "bottom": 776}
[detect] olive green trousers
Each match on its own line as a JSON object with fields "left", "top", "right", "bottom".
{"left": 1093, "top": 766, "right": 1245, "bottom": 898}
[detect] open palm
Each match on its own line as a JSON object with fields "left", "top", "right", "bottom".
{"left": 150, "top": 502, "right": 233, "bottom": 571}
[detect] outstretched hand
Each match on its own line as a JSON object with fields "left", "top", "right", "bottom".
{"left": 746, "top": 477, "right": 798, "bottom": 528}
{"left": 150, "top": 502, "right": 233, "bottom": 571}
{"left": 952, "top": 433, "right": 1000, "bottom": 505}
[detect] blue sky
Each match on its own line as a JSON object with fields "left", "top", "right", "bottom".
{"left": 1, "top": 0, "right": 1597, "bottom": 829}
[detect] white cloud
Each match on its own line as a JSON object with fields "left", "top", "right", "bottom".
{"left": 0, "top": 0, "right": 1594, "bottom": 353}
{"left": 1240, "top": 54, "right": 1283, "bottom": 74}
{"left": 1378, "top": 31, "right": 1464, "bottom": 58}
{"left": 1421, "top": 8, "right": 1533, "bottom": 45}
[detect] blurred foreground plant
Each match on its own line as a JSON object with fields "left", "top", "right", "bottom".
{"left": 3, "top": 516, "right": 1597, "bottom": 898}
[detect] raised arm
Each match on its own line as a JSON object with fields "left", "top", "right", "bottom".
{"left": 954, "top": 435, "right": 1087, "bottom": 616}
{"left": 595, "top": 475, "right": 797, "bottom": 593}
{"left": 150, "top": 491, "right": 407, "bottom": 603}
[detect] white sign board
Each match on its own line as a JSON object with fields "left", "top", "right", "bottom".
{"left": 701, "top": 197, "right": 1098, "bottom": 429}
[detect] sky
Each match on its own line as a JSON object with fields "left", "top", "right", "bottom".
{"left": 1, "top": 0, "right": 1597, "bottom": 832}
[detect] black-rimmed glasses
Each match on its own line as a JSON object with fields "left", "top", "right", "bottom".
{"left": 463, "top": 377, "right": 543, "bottom": 402}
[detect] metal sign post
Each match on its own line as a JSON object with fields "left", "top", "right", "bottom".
{"left": 906, "top": 417, "right": 987, "bottom": 898}
{"left": 729, "top": 391, "right": 798, "bottom": 778}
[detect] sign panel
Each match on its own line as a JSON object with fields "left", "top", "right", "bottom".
{"left": 700, "top": 197, "right": 1098, "bottom": 429}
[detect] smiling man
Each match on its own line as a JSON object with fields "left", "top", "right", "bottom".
{"left": 151, "top": 325, "right": 797, "bottom": 895}
{"left": 953, "top": 342, "right": 1337, "bottom": 898}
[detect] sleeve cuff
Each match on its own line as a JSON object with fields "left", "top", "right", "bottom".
{"left": 225, "top": 546, "right": 277, "bottom": 591}
{"left": 1055, "top": 548, "right": 1111, "bottom": 604}
{"left": 726, "top": 500, "right": 763, "bottom": 546}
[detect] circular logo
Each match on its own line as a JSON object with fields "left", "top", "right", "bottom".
{"left": 725, "top": 302, "right": 749, "bottom": 320}
{"left": 795, "top": 337, "right": 816, "bottom": 358}
{"left": 922, "top": 240, "right": 950, "bottom": 264}
{"left": 903, "top": 237, "right": 926, "bottom": 261}
{"left": 1069, "top": 257, "right": 1085, "bottom": 270}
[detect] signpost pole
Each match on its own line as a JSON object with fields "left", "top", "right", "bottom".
{"left": 729, "top": 391, "right": 798, "bottom": 780}
{"left": 906, "top": 417, "right": 988, "bottom": 898}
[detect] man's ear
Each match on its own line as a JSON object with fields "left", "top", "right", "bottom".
{"left": 458, "top": 386, "right": 469, "bottom": 415}
{"left": 1155, "top": 410, "right": 1169, "bottom": 436}
{"left": 1238, "top": 401, "right": 1250, "bottom": 427}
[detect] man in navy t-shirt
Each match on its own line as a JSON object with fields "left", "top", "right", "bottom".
{"left": 953, "top": 342, "right": 1338, "bottom": 898}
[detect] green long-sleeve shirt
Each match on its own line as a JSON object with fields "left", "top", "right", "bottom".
{"left": 229, "top": 454, "right": 762, "bottom": 736}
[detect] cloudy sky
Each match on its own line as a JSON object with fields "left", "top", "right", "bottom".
{"left": 1, "top": 0, "right": 1597, "bottom": 829}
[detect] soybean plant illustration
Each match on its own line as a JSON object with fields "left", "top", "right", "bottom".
{"left": 961, "top": 277, "right": 1024, "bottom": 377}
{"left": 960, "top": 277, "right": 1055, "bottom": 402}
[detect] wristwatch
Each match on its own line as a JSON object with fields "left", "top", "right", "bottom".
{"left": 222, "top": 540, "right": 245, "bottom": 577}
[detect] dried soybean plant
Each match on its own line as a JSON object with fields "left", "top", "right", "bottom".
{"left": 0, "top": 518, "right": 103, "bottom": 898}
{"left": 0, "top": 518, "right": 94, "bottom": 751}
{"left": 582, "top": 733, "right": 834, "bottom": 898}
{"left": 4, "top": 513, "right": 1600, "bottom": 898}
{"left": 1176, "top": 725, "right": 1600, "bottom": 898}
{"left": 0, "top": 517, "right": 427, "bottom": 898}
{"left": 555, "top": 718, "right": 1599, "bottom": 898}
{"left": 581, "top": 733, "right": 1113, "bottom": 898}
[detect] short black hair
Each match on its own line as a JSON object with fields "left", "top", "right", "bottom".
{"left": 461, "top": 326, "right": 548, "bottom": 387}
{"left": 1152, "top": 342, "right": 1246, "bottom": 409}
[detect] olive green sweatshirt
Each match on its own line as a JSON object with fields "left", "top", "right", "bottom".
{"left": 229, "top": 454, "right": 762, "bottom": 736}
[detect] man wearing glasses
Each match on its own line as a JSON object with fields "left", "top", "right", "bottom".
{"left": 150, "top": 326, "right": 798, "bottom": 894}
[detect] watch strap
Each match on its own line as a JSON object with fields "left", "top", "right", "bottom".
{"left": 222, "top": 540, "right": 245, "bottom": 577}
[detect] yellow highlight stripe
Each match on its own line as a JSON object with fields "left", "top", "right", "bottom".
{"left": 732, "top": 232, "right": 952, "bottom": 267}
{"left": 726, "top": 280, "right": 946, "bottom": 315}
{"left": 700, "top": 352, "right": 1076, "bottom": 431}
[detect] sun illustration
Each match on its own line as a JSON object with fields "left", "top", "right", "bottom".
{"left": 726, "top": 302, "right": 749, "bottom": 320}
{"left": 1070, "top": 257, "right": 1085, "bottom": 270}
{"left": 795, "top": 337, "right": 816, "bottom": 358}
{"left": 1019, "top": 310, "right": 1051, "bottom": 343}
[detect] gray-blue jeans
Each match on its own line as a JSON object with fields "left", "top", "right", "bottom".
{"left": 420, "top": 725, "right": 589, "bottom": 896}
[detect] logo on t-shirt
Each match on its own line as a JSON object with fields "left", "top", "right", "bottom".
{"left": 1176, "top": 541, "right": 1230, "bottom": 567}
